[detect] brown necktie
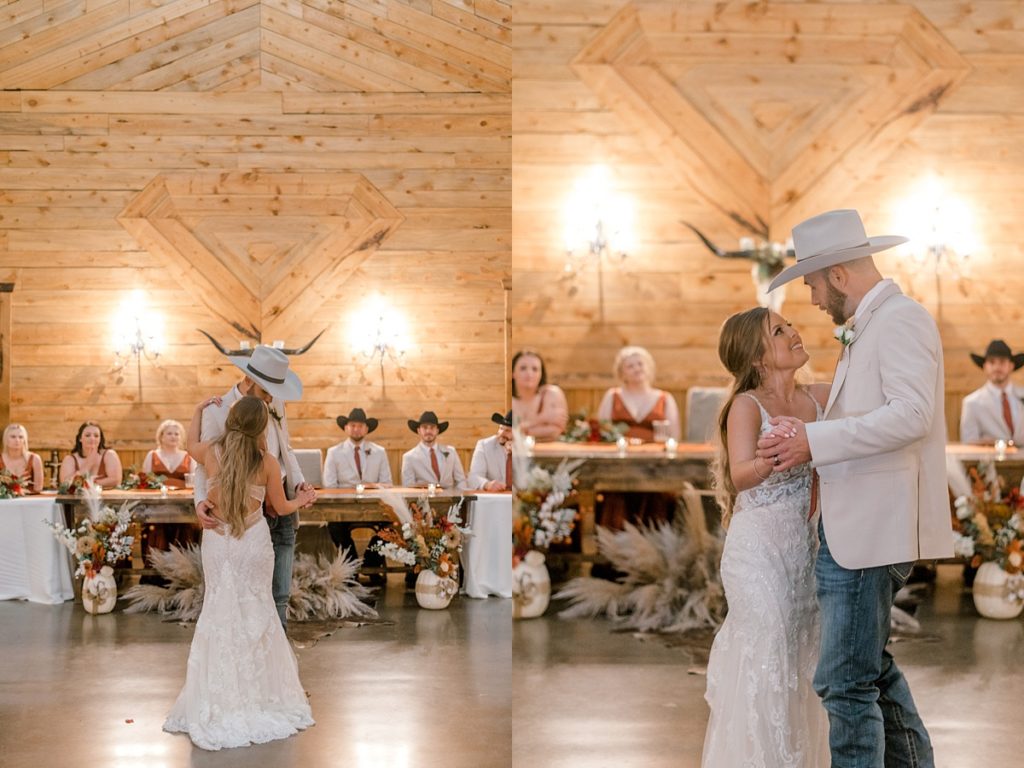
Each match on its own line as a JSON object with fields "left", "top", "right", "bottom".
{"left": 1003, "top": 391, "right": 1014, "bottom": 435}
{"left": 354, "top": 444, "right": 363, "bottom": 480}
{"left": 505, "top": 449, "right": 512, "bottom": 490}
{"left": 430, "top": 447, "right": 441, "bottom": 482}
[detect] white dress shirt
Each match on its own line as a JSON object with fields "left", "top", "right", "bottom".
{"left": 468, "top": 435, "right": 510, "bottom": 490}
{"left": 323, "top": 439, "right": 392, "bottom": 487}
{"left": 400, "top": 442, "right": 467, "bottom": 490}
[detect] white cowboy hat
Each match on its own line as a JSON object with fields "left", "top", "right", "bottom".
{"left": 768, "top": 209, "right": 907, "bottom": 292}
{"left": 229, "top": 345, "right": 303, "bottom": 401}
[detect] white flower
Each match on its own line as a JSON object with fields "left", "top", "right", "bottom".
{"left": 953, "top": 534, "right": 975, "bottom": 558}
{"left": 954, "top": 496, "right": 972, "bottom": 520}
{"left": 833, "top": 321, "right": 855, "bottom": 346}
{"left": 1009, "top": 551, "right": 1023, "bottom": 569}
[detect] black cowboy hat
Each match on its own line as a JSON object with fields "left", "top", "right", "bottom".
{"left": 970, "top": 339, "right": 1024, "bottom": 371}
{"left": 491, "top": 411, "right": 513, "bottom": 427}
{"left": 408, "top": 411, "right": 449, "bottom": 434}
{"left": 336, "top": 408, "right": 378, "bottom": 433}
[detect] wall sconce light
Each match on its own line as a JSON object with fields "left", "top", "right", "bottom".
{"left": 893, "top": 174, "right": 976, "bottom": 325}
{"left": 562, "top": 165, "right": 635, "bottom": 322}
{"left": 348, "top": 293, "right": 409, "bottom": 393}
{"left": 111, "top": 289, "right": 164, "bottom": 401}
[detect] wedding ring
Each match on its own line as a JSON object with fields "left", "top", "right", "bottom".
{"left": 773, "top": 456, "right": 781, "bottom": 465}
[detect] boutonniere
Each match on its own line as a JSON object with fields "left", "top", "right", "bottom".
{"left": 833, "top": 318, "right": 856, "bottom": 347}
{"left": 363, "top": 447, "right": 372, "bottom": 456}
{"left": 440, "top": 450, "right": 450, "bottom": 458}
{"left": 269, "top": 408, "right": 282, "bottom": 425}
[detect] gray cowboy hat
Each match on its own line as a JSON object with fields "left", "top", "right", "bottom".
{"left": 491, "top": 411, "right": 513, "bottom": 427}
{"left": 337, "top": 407, "right": 379, "bottom": 433}
{"left": 228, "top": 345, "right": 303, "bottom": 401}
{"left": 768, "top": 209, "right": 907, "bottom": 292}
{"left": 971, "top": 339, "right": 1024, "bottom": 371}
{"left": 408, "top": 411, "right": 449, "bottom": 434}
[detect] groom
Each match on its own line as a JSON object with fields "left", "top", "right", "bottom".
{"left": 193, "top": 345, "right": 313, "bottom": 628}
{"left": 757, "top": 209, "right": 953, "bottom": 766}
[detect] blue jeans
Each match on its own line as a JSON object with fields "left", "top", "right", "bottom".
{"left": 266, "top": 512, "right": 296, "bottom": 628}
{"left": 815, "top": 519, "right": 934, "bottom": 767}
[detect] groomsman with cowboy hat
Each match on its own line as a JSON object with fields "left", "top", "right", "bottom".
{"left": 193, "top": 345, "right": 315, "bottom": 628}
{"left": 960, "top": 339, "right": 1024, "bottom": 445}
{"left": 468, "top": 411, "right": 513, "bottom": 491}
{"left": 401, "top": 411, "right": 467, "bottom": 490}
{"left": 324, "top": 407, "right": 392, "bottom": 582}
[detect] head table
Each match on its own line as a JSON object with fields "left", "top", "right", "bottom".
{"left": 47, "top": 487, "right": 511, "bottom": 603}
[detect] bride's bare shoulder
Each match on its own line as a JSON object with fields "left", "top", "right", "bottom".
{"left": 807, "top": 383, "right": 831, "bottom": 407}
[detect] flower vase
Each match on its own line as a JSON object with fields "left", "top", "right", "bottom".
{"left": 972, "top": 562, "right": 1024, "bottom": 619}
{"left": 415, "top": 569, "right": 457, "bottom": 610}
{"left": 82, "top": 565, "right": 117, "bottom": 615}
{"left": 513, "top": 551, "right": 551, "bottom": 619}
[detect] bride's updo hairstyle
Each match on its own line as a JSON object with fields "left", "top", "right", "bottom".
{"left": 712, "top": 307, "right": 769, "bottom": 528}
{"left": 215, "top": 396, "right": 269, "bottom": 537}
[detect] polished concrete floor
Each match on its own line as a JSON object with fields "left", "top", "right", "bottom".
{"left": 0, "top": 579, "right": 511, "bottom": 768}
{"left": 2, "top": 566, "right": 1023, "bottom": 767}
{"left": 514, "top": 565, "right": 1024, "bottom": 768}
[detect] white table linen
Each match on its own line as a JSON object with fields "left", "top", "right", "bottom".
{"left": 461, "top": 493, "right": 512, "bottom": 599}
{"left": 0, "top": 497, "right": 74, "bottom": 604}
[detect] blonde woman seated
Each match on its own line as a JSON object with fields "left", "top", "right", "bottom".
{"left": 593, "top": 346, "right": 681, "bottom": 536}
{"left": 512, "top": 349, "right": 568, "bottom": 441}
{"left": 0, "top": 424, "right": 44, "bottom": 492}
{"left": 59, "top": 421, "right": 122, "bottom": 489}
{"left": 142, "top": 419, "right": 193, "bottom": 489}
{"left": 165, "top": 395, "right": 315, "bottom": 750}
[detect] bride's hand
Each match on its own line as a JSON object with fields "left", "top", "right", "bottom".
{"left": 761, "top": 417, "right": 811, "bottom": 472}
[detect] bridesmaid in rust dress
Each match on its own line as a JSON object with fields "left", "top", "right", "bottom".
{"left": 142, "top": 419, "right": 198, "bottom": 551}
{"left": 511, "top": 349, "right": 569, "bottom": 441}
{"left": 0, "top": 424, "right": 44, "bottom": 492}
{"left": 59, "top": 421, "right": 123, "bottom": 489}
{"left": 594, "top": 346, "right": 681, "bottom": 531}
{"left": 142, "top": 419, "right": 193, "bottom": 488}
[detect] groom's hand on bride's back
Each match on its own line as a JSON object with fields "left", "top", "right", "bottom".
{"left": 756, "top": 417, "right": 811, "bottom": 472}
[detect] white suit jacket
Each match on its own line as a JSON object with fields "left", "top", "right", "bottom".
{"left": 468, "top": 435, "right": 510, "bottom": 490}
{"left": 806, "top": 282, "right": 953, "bottom": 569}
{"left": 192, "top": 385, "right": 304, "bottom": 505}
{"left": 323, "top": 439, "right": 392, "bottom": 487}
{"left": 401, "top": 442, "right": 467, "bottom": 490}
{"left": 959, "top": 383, "right": 1024, "bottom": 445}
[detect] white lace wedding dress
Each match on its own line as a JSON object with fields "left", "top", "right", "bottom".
{"left": 164, "top": 483, "right": 313, "bottom": 750}
{"left": 702, "top": 393, "right": 830, "bottom": 767}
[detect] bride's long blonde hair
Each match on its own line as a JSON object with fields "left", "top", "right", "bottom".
{"left": 712, "top": 307, "right": 769, "bottom": 529}
{"left": 213, "top": 396, "right": 268, "bottom": 538}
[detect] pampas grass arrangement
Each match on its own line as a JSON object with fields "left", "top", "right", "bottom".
{"left": 123, "top": 544, "right": 378, "bottom": 622}
{"left": 556, "top": 486, "right": 727, "bottom": 633}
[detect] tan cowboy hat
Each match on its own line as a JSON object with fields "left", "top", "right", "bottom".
{"left": 228, "top": 345, "right": 303, "bottom": 401}
{"left": 768, "top": 209, "right": 907, "bottom": 292}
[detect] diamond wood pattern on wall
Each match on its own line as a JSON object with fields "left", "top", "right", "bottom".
{"left": 572, "top": 1, "right": 970, "bottom": 235}
{"left": 0, "top": 0, "right": 510, "bottom": 92}
{"left": 117, "top": 171, "right": 404, "bottom": 342}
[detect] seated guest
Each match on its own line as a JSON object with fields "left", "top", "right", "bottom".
{"left": 141, "top": 419, "right": 192, "bottom": 488}
{"left": 960, "top": 339, "right": 1024, "bottom": 445}
{"left": 596, "top": 345, "right": 681, "bottom": 442}
{"left": 0, "top": 424, "right": 44, "bottom": 492}
{"left": 468, "top": 411, "right": 513, "bottom": 491}
{"left": 324, "top": 408, "right": 392, "bottom": 577}
{"left": 401, "top": 411, "right": 467, "bottom": 490}
{"left": 59, "top": 421, "right": 122, "bottom": 489}
{"left": 512, "top": 349, "right": 568, "bottom": 441}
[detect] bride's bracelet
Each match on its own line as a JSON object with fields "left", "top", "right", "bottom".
{"left": 751, "top": 456, "right": 771, "bottom": 481}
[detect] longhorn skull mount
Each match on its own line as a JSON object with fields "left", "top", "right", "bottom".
{"left": 198, "top": 328, "right": 327, "bottom": 357}
{"left": 681, "top": 213, "right": 794, "bottom": 275}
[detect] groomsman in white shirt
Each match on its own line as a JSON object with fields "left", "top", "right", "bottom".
{"left": 960, "top": 339, "right": 1024, "bottom": 445}
{"left": 325, "top": 408, "right": 392, "bottom": 576}
{"left": 401, "top": 411, "right": 468, "bottom": 490}
{"left": 468, "top": 411, "right": 513, "bottom": 491}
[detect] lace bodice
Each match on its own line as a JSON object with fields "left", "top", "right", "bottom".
{"left": 733, "top": 391, "right": 819, "bottom": 515}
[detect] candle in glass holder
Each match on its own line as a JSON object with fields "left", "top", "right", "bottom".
{"left": 665, "top": 437, "right": 678, "bottom": 457}
{"left": 996, "top": 439, "right": 1008, "bottom": 460}
{"left": 427, "top": 483, "right": 437, "bottom": 496}
{"left": 523, "top": 435, "right": 535, "bottom": 456}
{"left": 616, "top": 436, "right": 628, "bottom": 456}
{"left": 355, "top": 483, "right": 365, "bottom": 496}
{"left": 160, "top": 484, "right": 168, "bottom": 498}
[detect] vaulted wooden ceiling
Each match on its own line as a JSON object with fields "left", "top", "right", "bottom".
{"left": 0, "top": 0, "right": 511, "bottom": 93}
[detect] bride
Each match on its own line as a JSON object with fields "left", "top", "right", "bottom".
{"left": 702, "top": 307, "right": 831, "bottom": 766}
{"left": 164, "top": 395, "right": 316, "bottom": 751}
